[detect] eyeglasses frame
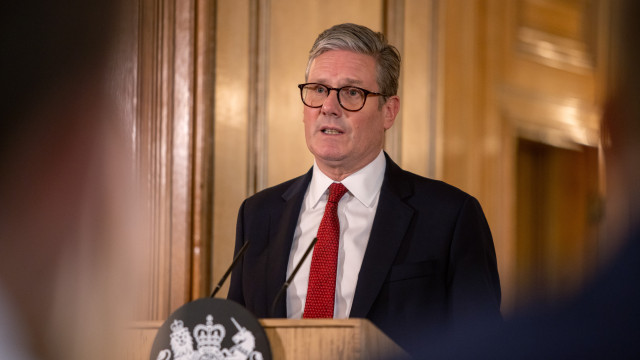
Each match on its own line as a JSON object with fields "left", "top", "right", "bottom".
{"left": 297, "top": 82, "right": 388, "bottom": 112}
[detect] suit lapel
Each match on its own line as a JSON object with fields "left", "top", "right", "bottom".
{"left": 266, "top": 169, "right": 312, "bottom": 317}
{"left": 350, "top": 155, "right": 414, "bottom": 318}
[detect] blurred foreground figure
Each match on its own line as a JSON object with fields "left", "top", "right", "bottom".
{"left": 408, "top": 1, "right": 640, "bottom": 359}
{"left": 0, "top": 2, "right": 141, "bottom": 359}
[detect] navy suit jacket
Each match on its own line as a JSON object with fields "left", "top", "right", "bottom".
{"left": 228, "top": 153, "right": 501, "bottom": 353}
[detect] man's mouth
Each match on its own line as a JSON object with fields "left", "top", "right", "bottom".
{"left": 321, "top": 128, "right": 343, "bottom": 135}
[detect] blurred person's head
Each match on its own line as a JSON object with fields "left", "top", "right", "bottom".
{"left": 0, "top": 1, "right": 139, "bottom": 359}
{"left": 602, "top": 0, "right": 640, "bottom": 246}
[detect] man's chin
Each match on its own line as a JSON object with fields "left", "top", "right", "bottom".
{"left": 312, "top": 151, "right": 347, "bottom": 164}
{"left": 308, "top": 143, "right": 346, "bottom": 160}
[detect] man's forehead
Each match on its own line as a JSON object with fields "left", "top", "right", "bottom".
{"left": 310, "top": 49, "right": 376, "bottom": 65}
{"left": 307, "top": 50, "right": 377, "bottom": 85}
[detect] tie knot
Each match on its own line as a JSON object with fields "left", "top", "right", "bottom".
{"left": 328, "top": 182, "right": 348, "bottom": 203}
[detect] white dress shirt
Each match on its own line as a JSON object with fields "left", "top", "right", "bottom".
{"left": 286, "top": 151, "right": 386, "bottom": 318}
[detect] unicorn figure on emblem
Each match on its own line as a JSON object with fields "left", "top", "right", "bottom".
{"left": 222, "top": 318, "right": 263, "bottom": 360}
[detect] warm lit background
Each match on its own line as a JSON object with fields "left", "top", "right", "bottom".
{"left": 123, "top": 0, "right": 623, "bottom": 355}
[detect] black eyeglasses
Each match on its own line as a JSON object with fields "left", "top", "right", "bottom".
{"left": 298, "top": 83, "right": 387, "bottom": 112}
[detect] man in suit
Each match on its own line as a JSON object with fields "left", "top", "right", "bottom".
{"left": 228, "top": 23, "right": 501, "bottom": 354}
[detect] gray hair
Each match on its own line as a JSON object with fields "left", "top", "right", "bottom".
{"left": 305, "top": 23, "right": 401, "bottom": 102}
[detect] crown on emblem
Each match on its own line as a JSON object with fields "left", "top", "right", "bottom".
{"left": 193, "top": 315, "right": 225, "bottom": 352}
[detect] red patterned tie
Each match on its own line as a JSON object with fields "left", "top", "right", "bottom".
{"left": 303, "top": 182, "right": 348, "bottom": 318}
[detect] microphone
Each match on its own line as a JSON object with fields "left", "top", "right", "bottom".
{"left": 270, "top": 237, "right": 318, "bottom": 317}
{"left": 210, "top": 241, "right": 250, "bottom": 298}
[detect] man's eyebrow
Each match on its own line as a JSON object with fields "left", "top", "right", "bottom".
{"left": 342, "top": 78, "right": 364, "bottom": 85}
{"left": 308, "top": 78, "right": 365, "bottom": 87}
{"left": 335, "top": 78, "right": 366, "bottom": 87}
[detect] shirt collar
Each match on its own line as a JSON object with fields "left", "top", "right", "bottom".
{"left": 309, "top": 151, "right": 386, "bottom": 208}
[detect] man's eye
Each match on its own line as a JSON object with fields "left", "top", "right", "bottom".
{"left": 344, "top": 88, "right": 362, "bottom": 97}
{"left": 315, "top": 86, "right": 326, "bottom": 94}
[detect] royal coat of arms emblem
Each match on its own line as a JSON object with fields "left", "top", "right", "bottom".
{"left": 150, "top": 298, "right": 271, "bottom": 360}
{"left": 156, "top": 315, "right": 263, "bottom": 360}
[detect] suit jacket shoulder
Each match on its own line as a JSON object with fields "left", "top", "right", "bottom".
{"left": 383, "top": 152, "right": 474, "bottom": 208}
{"left": 242, "top": 171, "right": 311, "bottom": 211}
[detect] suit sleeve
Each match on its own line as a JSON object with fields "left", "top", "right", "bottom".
{"left": 227, "top": 199, "right": 247, "bottom": 305}
{"left": 447, "top": 195, "right": 502, "bottom": 326}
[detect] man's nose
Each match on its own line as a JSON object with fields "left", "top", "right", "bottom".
{"left": 321, "top": 89, "right": 342, "bottom": 116}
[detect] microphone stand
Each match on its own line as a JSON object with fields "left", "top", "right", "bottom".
{"left": 210, "top": 241, "right": 250, "bottom": 298}
{"left": 270, "top": 237, "right": 318, "bottom": 317}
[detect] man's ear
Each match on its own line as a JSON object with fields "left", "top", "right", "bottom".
{"left": 383, "top": 95, "right": 400, "bottom": 130}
